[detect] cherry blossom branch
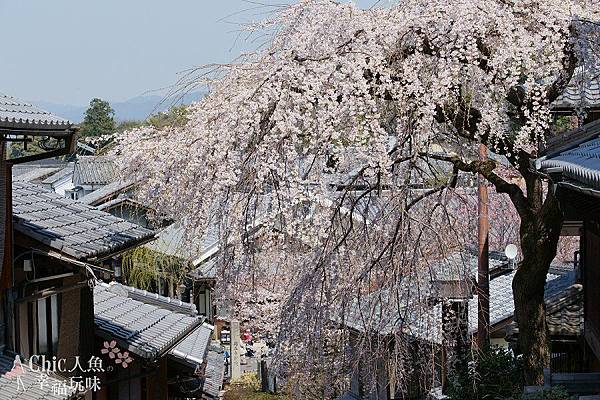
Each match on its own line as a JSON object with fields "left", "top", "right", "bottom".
{"left": 421, "top": 153, "right": 531, "bottom": 218}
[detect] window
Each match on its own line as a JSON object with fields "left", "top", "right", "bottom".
{"left": 16, "top": 294, "right": 61, "bottom": 358}
{"left": 65, "top": 186, "right": 83, "bottom": 201}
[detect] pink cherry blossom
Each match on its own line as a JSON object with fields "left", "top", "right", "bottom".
{"left": 114, "top": 0, "right": 599, "bottom": 392}
{"left": 115, "top": 352, "right": 133, "bottom": 369}
{"left": 101, "top": 340, "right": 120, "bottom": 360}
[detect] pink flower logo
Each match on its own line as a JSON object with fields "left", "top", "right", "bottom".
{"left": 101, "top": 340, "right": 120, "bottom": 359}
{"left": 115, "top": 352, "right": 133, "bottom": 369}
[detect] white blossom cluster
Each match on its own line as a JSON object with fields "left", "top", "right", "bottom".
{"left": 114, "top": 0, "right": 599, "bottom": 395}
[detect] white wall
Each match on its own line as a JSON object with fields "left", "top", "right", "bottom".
{"left": 53, "top": 175, "right": 74, "bottom": 196}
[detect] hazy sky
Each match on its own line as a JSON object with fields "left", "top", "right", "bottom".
{"left": 0, "top": 0, "right": 378, "bottom": 106}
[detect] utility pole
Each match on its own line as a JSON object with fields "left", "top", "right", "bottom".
{"left": 477, "top": 143, "right": 490, "bottom": 349}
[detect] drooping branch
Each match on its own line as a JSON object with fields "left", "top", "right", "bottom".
{"left": 115, "top": 0, "right": 600, "bottom": 390}
{"left": 420, "top": 153, "right": 531, "bottom": 218}
{"left": 546, "top": 27, "right": 578, "bottom": 104}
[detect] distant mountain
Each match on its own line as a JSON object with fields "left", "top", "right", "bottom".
{"left": 32, "top": 101, "right": 86, "bottom": 123}
{"left": 33, "top": 92, "right": 205, "bottom": 123}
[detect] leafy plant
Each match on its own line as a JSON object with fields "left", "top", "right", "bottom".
{"left": 121, "top": 246, "right": 188, "bottom": 294}
{"left": 80, "top": 98, "right": 116, "bottom": 137}
{"left": 447, "top": 346, "right": 524, "bottom": 400}
{"left": 225, "top": 373, "right": 288, "bottom": 400}
{"left": 524, "top": 386, "right": 573, "bottom": 400}
{"left": 552, "top": 116, "right": 577, "bottom": 136}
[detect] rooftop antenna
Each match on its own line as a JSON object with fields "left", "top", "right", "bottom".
{"left": 504, "top": 244, "right": 518, "bottom": 269}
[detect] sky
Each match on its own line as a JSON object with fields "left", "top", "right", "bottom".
{"left": 0, "top": 0, "right": 379, "bottom": 106}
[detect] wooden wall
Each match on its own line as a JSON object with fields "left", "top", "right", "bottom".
{"left": 584, "top": 223, "right": 600, "bottom": 363}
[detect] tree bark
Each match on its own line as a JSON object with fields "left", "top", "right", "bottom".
{"left": 512, "top": 177, "right": 563, "bottom": 385}
{"left": 426, "top": 149, "right": 564, "bottom": 384}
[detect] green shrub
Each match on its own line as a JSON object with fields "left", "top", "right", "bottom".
{"left": 447, "top": 346, "right": 524, "bottom": 400}
{"left": 524, "top": 386, "right": 573, "bottom": 400}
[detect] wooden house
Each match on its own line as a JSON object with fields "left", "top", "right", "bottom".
{"left": 339, "top": 252, "right": 578, "bottom": 400}
{"left": 93, "top": 281, "right": 224, "bottom": 400}
{"left": 538, "top": 118, "right": 600, "bottom": 390}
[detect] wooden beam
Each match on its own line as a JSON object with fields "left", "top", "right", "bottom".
{"left": 8, "top": 146, "right": 69, "bottom": 165}
{"left": 14, "top": 281, "right": 88, "bottom": 303}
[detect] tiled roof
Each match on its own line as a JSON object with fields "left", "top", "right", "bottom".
{"left": 73, "top": 156, "right": 117, "bottom": 186}
{"left": 0, "top": 354, "right": 76, "bottom": 399}
{"left": 342, "top": 253, "right": 575, "bottom": 344}
{"left": 169, "top": 323, "right": 213, "bottom": 366}
{"left": 93, "top": 283, "right": 223, "bottom": 397}
{"left": 465, "top": 269, "right": 573, "bottom": 337}
{"left": 202, "top": 345, "right": 225, "bottom": 399}
{"left": 0, "top": 93, "right": 72, "bottom": 130}
{"left": 12, "top": 159, "right": 66, "bottom": 176}
{"left": 79, "top": 180, "right": 135, "bottom": 206}
{"left": 115, "top": 283, "right": 197, "bottom": 315}
{"left": 41, "top": 164, "right": 74, "bottom": 185}
{"left": 13, "top": 167, "right": 61, "bottom": 183}
{"left": 94, "top": 282, "right": 203, "bottom": 359}
{"left": 189, "top": 257, "right": 218, "bottom": 280}
{"left": 552, "top": 67, "right": 600, "bottom": 111}
{"left": 146, "top": 223, "right": 220, "bottom": 261}
{"left": 12, "top": 182, "right": 155, "bottom": 260}
{"left": 540, "top": 120, "right": 600, "bottom": 191}
{"left": 546, "top": 283, "right": 583, "bottom": 337}
{"left": 96, "top": 197, "right": 145, "bottom": 212}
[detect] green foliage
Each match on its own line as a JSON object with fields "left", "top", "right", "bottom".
{"left": 8, "top": 136, "right": 45, "bottom": 159}
{"left": 147, "top": 105, "right": 188, "bottom": 129}
{"left": 225, "top": 373, "right": 288, "bottom": 400}
{"left": 121, "top": 246, "right": 188, "bottom": 293}
{"left": 523, "top": 387, "right": 573, "bottom": 400}
{"left": 77, "top": 100, "right": 188, "bottom": 156}
{"left": 552, "top": 116, "right": 577, "bottom": 135}
{"left": 424, "top": 165, "right": 453, "bottom": 187}
{"left": 447, "top": 346, "right": 524, "bottom": 400}
{"left": 80, "top": 98, "right": 116, "bottom": 137}
{"left": 116, "top": 120, "right": 145, "bottom": 132}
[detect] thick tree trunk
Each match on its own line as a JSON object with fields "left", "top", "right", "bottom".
{"left": 513, "top": 259, "right": 551, "bottom": 385}
{"left": 512, "top": 183, "right": 562, "bottom": 385}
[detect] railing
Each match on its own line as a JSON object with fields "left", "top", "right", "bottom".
{"left": 526, "top": 369, "right": 600, "bottom": 395}
{"left": 544, "top": 369, "right": 600, "bottom": 393}
{"left": 550, "top": 344, "right": 585, "bottom": 374}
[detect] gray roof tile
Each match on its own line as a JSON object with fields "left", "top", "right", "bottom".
{"left": 13, "top": 181, "right": 155, "bottom": 260}
{"left": 541, "top": 136, "right": 600, "bottom": 191}
{"left": 552, "top": 67, "right": 600, "bottom": 111}
{"left": 342, "top": 252, "right": 575, "bottom": 344}
{"left": 94, "top": 282, "right": 202, "bottom": 359}
{"left": 73, "top": 156, "right": 117, "bottom": 186}
{"left": 41, "top": 164, "right": 74, "bottom": 185}
{"left": 146, "top": 223, "right": 219, "bottom": 261}
{"left": 13, "top": 167, "right": 61, "bottom": 183}
{"left": 79, "top": 179, "right": 135, "bottom": 206}
{"left": 190, "top": 257, "right": 218, "bottom": 280}
{"left": 0, "top": 354, "right": 76, "bottom": 399}
{"left": 122, "top": 285, "right": 197, "bottom": 315}
{"left": 202, "top": 345, "right": 225, "bottom": 399}
{"left": 0, "top": 93, "right": 72, "bottom": 129}
{"left": 169, "top": 323, "right": 213, "bottom": 366}
{"left": 93, "top": 283, "right": 223, "bottom": 396}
